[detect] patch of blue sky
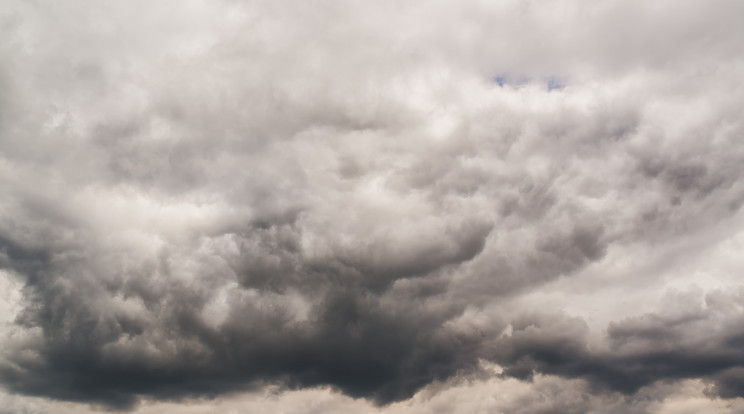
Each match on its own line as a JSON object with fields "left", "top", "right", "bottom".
{"left": 492, "top": 75, "right": 566, "bottom": 91}
{"left": 546, "top": 76, "right": 565, "bottom": 90}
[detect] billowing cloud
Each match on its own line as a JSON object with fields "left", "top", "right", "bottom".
{"left": 1, "top": 0, "right": 743, "bottom": 412}
{"left": 492, "top": 288, "right": 744, "bottom": 395}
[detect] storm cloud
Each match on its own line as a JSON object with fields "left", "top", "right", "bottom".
{"left": 1, "top": 0, "right": 744, "bottom": 413}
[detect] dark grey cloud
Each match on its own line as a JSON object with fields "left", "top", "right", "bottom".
{"left": 493, "top": 289, "right": 744, "bottom": 400}
{"left": 0, "top": 209, "right": 493, "bottom": 410}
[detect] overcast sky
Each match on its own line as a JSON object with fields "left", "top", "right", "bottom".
{"left": 1, "top": 1, "right": 744, "bottom": 413}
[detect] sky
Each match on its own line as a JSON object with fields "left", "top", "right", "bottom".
{"left": 0, "top": 0, "right": 743, "bottom": 413}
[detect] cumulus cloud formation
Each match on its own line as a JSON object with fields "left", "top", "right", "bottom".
{"left": 1, "top": 0, "right": 743, "bottom": 412}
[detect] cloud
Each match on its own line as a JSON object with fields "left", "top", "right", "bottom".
{"left": 0, "top": 0, "right": 743, "bottom": 412}
{"left": 492, "top": 288, "right": 744, "bottom": 399}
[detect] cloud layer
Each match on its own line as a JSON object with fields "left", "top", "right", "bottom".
{"left": 1, "top": 0, "right": 743, "bottom": 412}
